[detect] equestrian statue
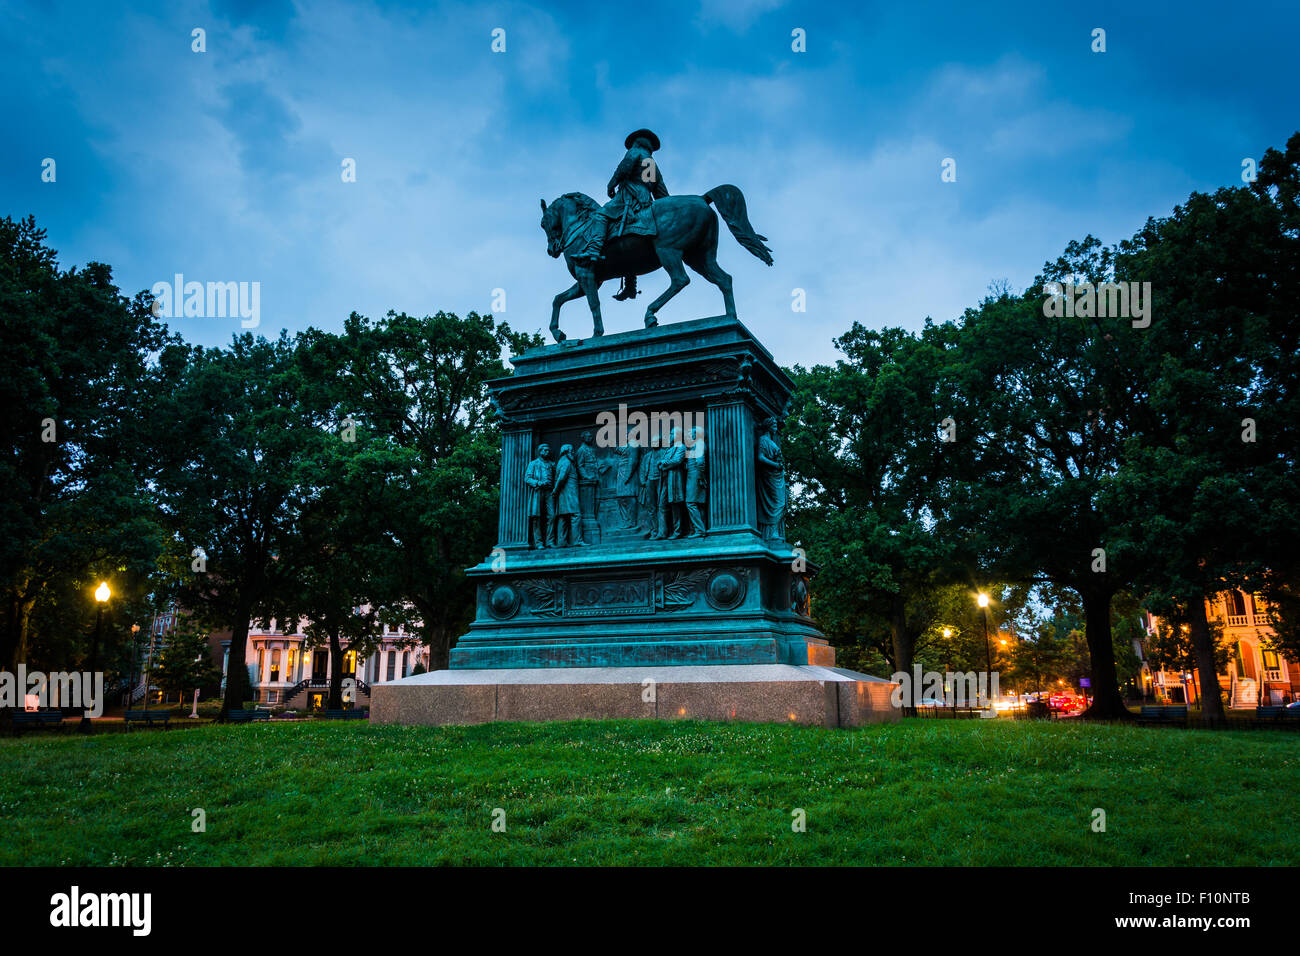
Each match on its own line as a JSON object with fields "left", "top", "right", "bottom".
{"left": 540, "top": 128, "right": 773, "bottom": 343}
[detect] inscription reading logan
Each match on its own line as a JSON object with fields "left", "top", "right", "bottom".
{"left": 565, "top": 575, "right": 653, "bottom": 616}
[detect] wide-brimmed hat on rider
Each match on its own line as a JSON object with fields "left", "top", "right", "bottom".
{"left": 624, "top": 128, "right": 661, "bottom": 150}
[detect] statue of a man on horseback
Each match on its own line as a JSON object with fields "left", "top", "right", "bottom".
{"left": 540, "top": 128, "right": 772, "bottom": 343}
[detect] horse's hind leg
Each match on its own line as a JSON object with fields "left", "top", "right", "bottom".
{"left": 576, "top": 265, "right": 604, "bottom": 336}
{"left": 551, "top": 281, "right": 582, "bottom": 342}
{"left": 645, "top": 248, "right": 689, "bottom": 327}
{"left": 685, "top": 245, "right": 735, "bottom": 320}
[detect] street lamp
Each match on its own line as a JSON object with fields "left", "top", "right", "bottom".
{"left": 80, "top": 581, "right": 110, "bottom": 732}
{"left": 125, "top": 623, "right": 140, "bottom": 708}
{"left": 191, "top": 650, "right": 204, "bottom": 718}
{"left": 976, "top": 592, "right": 993, "bottom": 702}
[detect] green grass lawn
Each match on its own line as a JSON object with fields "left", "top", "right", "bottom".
{"left": 1, "top": 719, "right": 1295, "bottom": 866}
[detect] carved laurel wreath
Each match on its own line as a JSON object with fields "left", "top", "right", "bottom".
{"left": 519, "top": 578, "right": 564, "bottom": 616}
{"left": 659, "top": 569, "right": 711, "bottom": 610}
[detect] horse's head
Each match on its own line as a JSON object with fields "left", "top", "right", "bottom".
{"left": 540, "top": 198, "right": 562, "bottom": 258}
{"left": 541, "top": 194, "right": 599, "bottom": 259}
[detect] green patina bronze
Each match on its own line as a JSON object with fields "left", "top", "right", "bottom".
{"left": 449, "top": 134, "right": 829, "bottom": 670}
{"left": 540, "top": 129, "right": 773, "bottom": 343}
{"left": 450, "top": 315, "right": 834, "bottom": 670}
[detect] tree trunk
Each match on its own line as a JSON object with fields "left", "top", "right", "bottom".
{"left": 220, "top": 608, "right": 252, "bottom": 719}
{"left": 888, "top": 593, "right": 916, "bottom": 711}
{"left": 328, "top": 628, "right": 344, "bottom": 710}
{"left": 428, "top": 626, "right": 450, "bottom": 672}
{"left": 2, "top": 591, "right": 33, "bottom": 672}
{"left": 1078, "top": 587, "right": 1131, "bottom": 719}
{"left": 1187, "top": 594, "right": 1226, "bottom": 724}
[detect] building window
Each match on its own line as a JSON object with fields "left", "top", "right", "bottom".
{"left": 1227, "top": 590, "right": 1247, "bottom": 616}
{"left": 257, "top": 648, "right": 264, "bottom": 684}
{"left": 287, "top": 648, "right": 296, "bottom": 680}
{"left": 386, "top": 652, "right": 396, "bottom": 682}
{"left": 1263, "top": 648, "right": 1280, "bottom": 671}
{"left": 402, "top": 650, "right": 410, "bottom": 678}
{"left": 270, "top": 649, "right": 281, "bottom": 682}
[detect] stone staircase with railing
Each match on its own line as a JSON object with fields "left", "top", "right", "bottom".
{"left": 125, "top": 679, "right": 150, "bottom": 707}
{"left": 1231, "top": 676, "right": 1258, "bottom": 708}
{"left": 278, "top": 677, "right": 372, "bottom": 711}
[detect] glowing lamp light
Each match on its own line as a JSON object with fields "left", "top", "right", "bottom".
{"left": 977, "top": 593, "right": 990, "bottom": 608}
{"left": 942, "top": 628, "right": 953, "bottom": 638}
{"left": 94, "top": 582, "right": 111, "bottom": 603}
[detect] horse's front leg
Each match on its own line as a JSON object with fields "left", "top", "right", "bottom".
{"left": 576, "top": 266, "right": 604, "bottom": 336}
{"left": 551, "top": 281, "right": 582, "bottom": 342}
{"left": 644, "top": 249, "right": 689, "bottom": 327}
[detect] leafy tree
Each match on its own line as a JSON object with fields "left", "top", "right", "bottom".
{"left": 0, "top": 216, "right": 172, "bottom": 673}
{"left": 272, "top": 327, "right": 399, "bottom": 708}
{"left": 786, "top": 323, "right": 969, "bottom": 700}
{"left": 154, "top": 333, "right": 315, "bottom": 718}
{"left": 339, "top": 311, "right": 539, "bottom": 670}
{"left": 151, "top": 626, "right": 222, "bottom": 703}
{"left": 1007, "top": 624, "right": 1067, "bottom": 696}
{"left": 1261, "top": 582, "right": 1300, "bottom": 662}
{"left": 1109, "top": 613, "right": 1146, "bottom": 697}
{"left": 1248, "top": 133, "right": 1300, "bottom": 662}
{"left": 944, "top": 250, "right": 1149, "bottom": 719}
{"left": 1108, "top": 167, "right": 1291, "bottom": 721}
{"left": 1143, "top": 615, "right": 1231, "bottom": 688}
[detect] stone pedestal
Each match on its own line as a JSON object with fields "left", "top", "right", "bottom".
{"left": 370, "top": 665, "right": 900, "bottom": 728}
{"left": 454, "top": 314, "right": 832, "bottom": 670}
{"left": 380, "top": 314, "right": 901, "bottom": 726}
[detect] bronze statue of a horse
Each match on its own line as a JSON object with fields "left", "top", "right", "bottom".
{"left": 539, "top": 184, "right": 772, "bottom": 342}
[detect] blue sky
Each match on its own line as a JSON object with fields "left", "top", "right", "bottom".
{"left": 4, "top": 0, "right": 1297, "bottom": 365}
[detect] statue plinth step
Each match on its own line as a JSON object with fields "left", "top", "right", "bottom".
{"left": 370, "top": 664, "right": 901, "bottom": 728}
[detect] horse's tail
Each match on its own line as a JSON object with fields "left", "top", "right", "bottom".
{"left": 703, "top": 185, "right": 773, "bottom": 266}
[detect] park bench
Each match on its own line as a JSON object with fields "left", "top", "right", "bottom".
{"left": 1138, "top": 705, "right": 1188, "bottom": 727}
{"left": 11, "top": 709, "right": 66, "bottom": 734}
{"left": 124, "top": 710, "right": 171, "bottom": 730}
{"left": 226, "top": 709, "right": 271, "bottom": 724}
{"left": 323, "top": 709, "right": 368, "bottom": 720}
{"left": 1253, "top": 705, "right": 1300, "bottom": 729}
{"left": 1016, "top": 701, "right": 1051, "bottom": 720}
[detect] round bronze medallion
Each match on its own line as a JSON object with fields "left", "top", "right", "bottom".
{"left": 705, "top": 570, "right": 746, "bottom": 611}
{"left": 487, "top": 583, "right": 521, "bottom": 619}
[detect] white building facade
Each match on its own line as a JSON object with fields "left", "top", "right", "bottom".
{"left": 220, "top": 618, "right": 429, "bottom": 710}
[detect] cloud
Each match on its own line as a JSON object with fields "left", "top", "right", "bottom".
{"left": 696, "top": 0, "right": 786, "bottom": 32}
{"left": 3, "top": 0, "right": 1293, "bottom": 365}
